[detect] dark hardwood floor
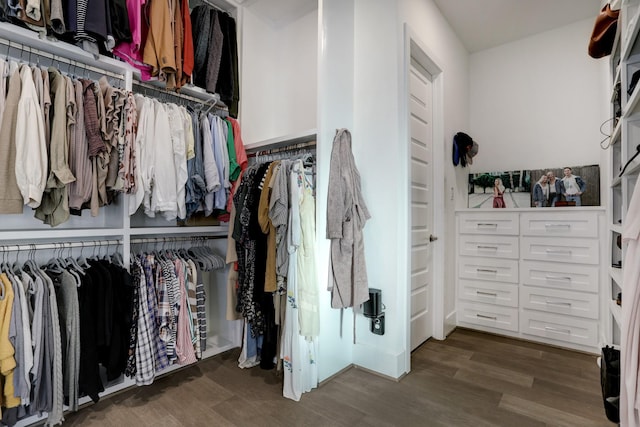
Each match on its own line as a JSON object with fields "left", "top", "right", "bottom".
{"left": 61, "top": 328, "right": 611, "bottom": 426}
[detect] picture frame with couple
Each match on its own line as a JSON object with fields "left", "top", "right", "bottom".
{"left": 467, "top": 165, "right": 600, "bottom": 209}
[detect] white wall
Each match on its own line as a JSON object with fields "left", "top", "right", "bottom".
{"left": 240, "top": 8, "right": 318, "bottom": 144}
{"left": 275, "top": 11, "right": 318, "bottom": 137}
{"left": 316, "top": 0, "right": 356, "bottom": 382}
{"left": 240, "top": 8, "right": 278, "bottom": 142}
{"left": 469, "top": 18, "right": 609, "bottom": 174}
{"left": 351, "top": 0, "right": 406, "bottom": 377}
{"left": 330, "top": 0, "right": 470, "bottom": 378}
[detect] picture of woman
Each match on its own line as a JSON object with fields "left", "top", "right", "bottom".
{"left": 493, "top": 178, "right": 506, "bottom": 208}
{"left": 546, "top": 171, "right": 562, "bottom": 207}
{"left": 532, "top": 175, "right": 549, "bottom": 207}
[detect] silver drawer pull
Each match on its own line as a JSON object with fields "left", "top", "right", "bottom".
{"left": 545, "top": 275, "right": 572, "bottom": 281}
{"left": 476, "top": 314, "right": 497, "bottom": 320}
{"left": 477, "top": 268, "right": 498, "bottom": 274}
{"left": 545, "top": 248, "right": 572, "bottom": 255}
{"left": 477, "top": 245, "right": 499, "bottom": 250}
{"left": 546, "top": 300, "right": 572, "bottom": 306}
{"left": 544, "top": 326, "right": 571, "bottom": 334}
{"left": 477, "top": 223, "right": 498, "bottom": 228}
{"left": 544, "top": 223, "right": 571, "bottom": 228}
{"left": 476, "top": 291, "right": 498, "bottom": 296}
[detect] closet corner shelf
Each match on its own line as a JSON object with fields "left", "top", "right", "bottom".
{"left": 128, "top": 225, "right": 229, "bottom": 236}
{"left": 623, "top": 84, "right": 640, "bottom": 118}
{"left": 622, "top": 6, "right": 640, "bottom": 61}
{"left": 611, "top": 119, "right": 622, "bottom": 144}
{"left": 610, "top": 299, "right": 622, "bottom": 328}
{"left": 612, "top": 65, "right": 622, "bottom": 92}
{"left": 610, "top": 266, "right": 623, "bottom": 286}
{"left": 622, "top": 158, "right": 640, "bottom": 177}
{"left": 244, "top": 129, "right": 317, "bottom": 152}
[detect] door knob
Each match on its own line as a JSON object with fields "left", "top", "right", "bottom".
{"left": 429, "top": 235, "right": 438, "bottom": 242}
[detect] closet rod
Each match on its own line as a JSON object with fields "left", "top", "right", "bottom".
{"left": 0, "top": 239, "right": 122, "bottom": 252}
{"left": 131, "top": 79, "right": 220, "bottom": 106}
{"left": 0, "top": 37, "right": 125, "bottom": 81}
{"left": 130, "top": 236, "right": 224, "bottom": 245}
{"left": 193, "top": 0, "right": 231, "bottom": 14}
{"left": 248, "top": 140, "right": 317, "bottom": 158}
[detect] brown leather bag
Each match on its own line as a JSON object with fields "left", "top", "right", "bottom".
{"left": 589, "top": 3, "right": 620, "bottom": 59}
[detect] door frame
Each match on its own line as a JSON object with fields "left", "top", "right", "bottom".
{"left": 401, "top": 24, "right": 446, "bottom": 372}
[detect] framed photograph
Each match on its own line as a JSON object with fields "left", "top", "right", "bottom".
{"left": 468, "top": 170, "right": 531, "bottom": 208}
{"left": 468, "top": 165, "right": 601, "bottom": 208}
{"left": 528, "top": 165, "right": 600, "bottom": 207}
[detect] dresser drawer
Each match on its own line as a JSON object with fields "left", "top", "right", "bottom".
{"left": 458, "top": 301, "right": 518, "bottom": 332}
{"left": 520, "top": 310, "right": 598, "bottom": 347}
{"left": 520, "top": 286, "right": 598, "bottom": 319}
{"left": 458, "top": 213, "right": 519, "bottom": 236}
{"left": 520, "top": 237, "right": 599, "bottom": 265}
{"left": 458, "top": 279, "right": 518, "bottom": 307}
{"left": 458, "top": 234, "right": 519, "bottom": 259}
{"left": 520, "top": 212, "right": 598, "bottom": 238}
{"left": 521, "top": 261, "right": 598, "bottom": 293}
{"left": 458, "top": 257, "right": 519, "bottom": 284}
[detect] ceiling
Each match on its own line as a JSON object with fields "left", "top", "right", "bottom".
{"left": 234, "top": 0, "right": 602, "bottom": 49}
{"left": 432, "top": 0, "right": 602, "bottom": 53}
{"left": 239, "top": 0, "right": 317, "bottom": 27}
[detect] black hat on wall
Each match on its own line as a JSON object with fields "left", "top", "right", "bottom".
{"left": 453, "top": 132, "right": 478, "bottom": 167}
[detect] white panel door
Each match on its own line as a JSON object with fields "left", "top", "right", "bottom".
{"left": 409, "top": 57, "right": 433, "bottom": 350}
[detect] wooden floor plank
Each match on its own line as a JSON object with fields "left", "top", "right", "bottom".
{"left": 416, "top": 347, "right": 535, "bottom": 387}
{"left": 499, "top": 394, "right": 610, "bottom": 427}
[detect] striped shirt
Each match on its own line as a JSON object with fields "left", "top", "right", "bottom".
{"left": 175, "top": 259, "right": 197, "bottom": 365}
{"left": 186, "top": 260, "right": 200, "bottom": 359}
{"left": 196, "top": 277, "right": 207, "bottom": 353}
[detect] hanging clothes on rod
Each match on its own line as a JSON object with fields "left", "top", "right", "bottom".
{"left": 0, "top": 44, "right": 136, "bottom": 227}
{"left": 190, "top": 3, "right": 239, "bottom": 116}
{"left": 226, "top": 144, "right": 318, "bottom": 401}
{"left": 126, "top": 84, "right": 247, "bottom": 222}
{"left": 0, "top": 240, "right": 128, "bottom": 426}
{"left": 128, "top": 236, "right": 225, "bottom": 386}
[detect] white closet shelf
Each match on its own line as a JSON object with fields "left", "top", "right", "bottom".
{"left": 131, "top": 76, "right": 221, "bottom": 105}
{"left": 202, "top": 336, "right": 237, "bottom": 358}
{"left": 0, "top": 22, "right": 126, "bottom": 75}
{"left": 612, "top": 65, "right": 622, "bottom": 95}
{"left": 622, "top": 6, "right": 640, "bottom": 61}
{"left": 623, "top": 83, "right": 640, "bottom": 117}
{"left": 622, "top": 158, "right": 640, "bottom": 177}
{"left": 610, "top": 266, "right": 623, "bottom": 286}
{"left": 244, "top": 129, "right": 317, "bottom": 152}
{"left": 0, "top": 228, "right": 124, "bottom": 241}
{"left": 611, "top": 119, "right": 622, "bottom": 144}
{"left": 611, "top": 224, "right": 623, "bottom": 234}
{"left": 610, "top": 300, "right": 622, "bottom": 328}
{"left": 128, "top": 225, "right": 229, "bottom": 236}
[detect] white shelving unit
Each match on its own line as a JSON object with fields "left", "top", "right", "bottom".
{"left": 606, "top": 0, "right": 640, "bottom": 356}
{"left": 0, "top": 4, "right": 245, "bottom": 426}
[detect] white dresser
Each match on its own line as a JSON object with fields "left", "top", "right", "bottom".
{"left": 456, "top": 209, "right": 604, "bottom": 353}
